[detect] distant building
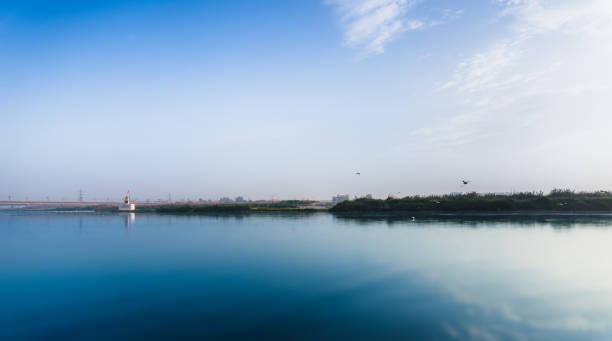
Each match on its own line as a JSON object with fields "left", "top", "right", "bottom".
{"left": 118, "top": 190, "right": 135, "bottom": 212}
{"left": 332, "top": 194, "right": 350, "bottom": 203}
{"left": 365, "top": 194, "right": 373, "bottom": 199}
{"left": 219, "top": 197, "right": 233, "bottom": 203}
{"left": 235, "top": 196, "right": 246, "bottom": 203}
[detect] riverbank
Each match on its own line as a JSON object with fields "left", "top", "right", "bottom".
{"left": 0, "top": 200, "right": 331, "bottom": 213}
{"left": 6, "top": 190, "right": 612, "bottom": 214}
{"left": 330, "top": 190, "right": 612, "bottom": 213}
{"left": 155, "top": 202, "right": 327, "bottom": 214}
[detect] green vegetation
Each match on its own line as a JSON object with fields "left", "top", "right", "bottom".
{"left": 155, "top": 201, "right": 321, "bottom": 214}
{"left": 330, "top": 190, "right": 612, "bottom": 212}
{"left": 251, "top": 200, "right": 316, "bottom": 209}
{"left": 156, "top": 204, "right": 251, "bottom": 213}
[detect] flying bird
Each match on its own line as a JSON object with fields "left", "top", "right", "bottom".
{"left": 462, "top": 180, "right": 470, "bottom": 185}
{"left": 355, "top": 172, "right": 361, "bottom": 175}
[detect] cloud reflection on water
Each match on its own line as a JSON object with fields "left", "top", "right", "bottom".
{"left": 332, "top": 213, "right": 612, "bottom": 339}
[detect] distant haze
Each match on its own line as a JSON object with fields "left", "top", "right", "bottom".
{"left": 2, "top": 0, "right": 612, "bottom": 201}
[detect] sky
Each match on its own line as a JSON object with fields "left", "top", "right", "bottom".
{"left": 2, "top": 0, "right": 612, "bottom": 201}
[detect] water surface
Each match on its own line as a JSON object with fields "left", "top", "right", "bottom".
{"left": 2, "top": 212, "right": 612, "bottom": 340}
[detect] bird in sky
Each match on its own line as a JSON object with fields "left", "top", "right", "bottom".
{"left": 355, "top": 172, "right": 361, "bottom": 175}
{"left": 462, "top": 180, "right": 470, "bottom": 185}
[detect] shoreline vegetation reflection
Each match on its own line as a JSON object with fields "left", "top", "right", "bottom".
{"left": 6, "top": 209, "right": 612, "bottom": 228}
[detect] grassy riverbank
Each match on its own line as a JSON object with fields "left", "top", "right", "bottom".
{"left": 330, "top": 190, "right": 612, "bottom": 213}
{"left": 155, "top": 201, "right": 325, "bottom": 214}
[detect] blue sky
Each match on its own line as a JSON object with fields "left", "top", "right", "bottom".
{"left": 2, "top": 0, "right": 612, "bottom": 201}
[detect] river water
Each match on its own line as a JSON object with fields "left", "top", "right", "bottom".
{"left": 2, "top": 211, "right": 612, "bottom": 340}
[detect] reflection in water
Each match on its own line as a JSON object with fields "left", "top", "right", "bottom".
{"left": 1, "top": 212, "right": 612, "bottom": 340}
{"left": 333, "top": 212, "right": 612, "bottom": 228}
{"left": 330, "top": 214, "right": 612, "bottom": 339}
{"left": 122, "top": 212, "right": 135, "bottom": 233}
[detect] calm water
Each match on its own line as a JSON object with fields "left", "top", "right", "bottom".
{"left": 2, "top": 212, "right": 612, "bottom": 340}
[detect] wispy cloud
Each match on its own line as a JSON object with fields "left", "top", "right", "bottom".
{"left": 327, "top": 0, "right": 427, "bottom": 55}
{"left": 327, "top": 1, "right": 465, "bottom": 56}
{"left": 442, "top": 0, "right": 611, "bottom": 86}
{"left": 328, "top": 0, "right": 416, "bottom": 55}
{"left": 441, "top": 40, "right": 523, "bottom": 93}
{"left": 499, "top": 0, "right": 612, "bottom": 38}
{"left": 430, "top": 0, "right": 612, "bottom": 155}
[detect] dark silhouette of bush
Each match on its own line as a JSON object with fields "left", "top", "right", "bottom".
{"left": 157, "top": 204, "right": 251, "bottom": 213}
{"left": 330, "top": 190, "right": 612, "bottom": 212}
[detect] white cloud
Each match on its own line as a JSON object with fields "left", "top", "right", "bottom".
{"left": 327, "top": 1, "right": 466, "bottom": 55}
{"left": 380, "top": 0, "right": 612, "bottom": 192}
{"left": 500, "top": 0, "right": 612, "bottom": 38}
{"left": 441, "top": 40, "right": 523, "bottom": 93}
{"left": 443, "top": 0, "right": 612, "bottom": 93}
{"left": 429, "top": 0, "right": 612, "bottom": 169}
{"left": 328, "top": 0, "right": 416, "bottom": 54}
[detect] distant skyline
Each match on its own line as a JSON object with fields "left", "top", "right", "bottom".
{"left": 2, "top": 0, "right": 612, "bottom": 201}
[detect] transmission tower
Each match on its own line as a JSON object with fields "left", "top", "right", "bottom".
{"left": 79, "top": 189, "right": 84, "bottom": 202}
